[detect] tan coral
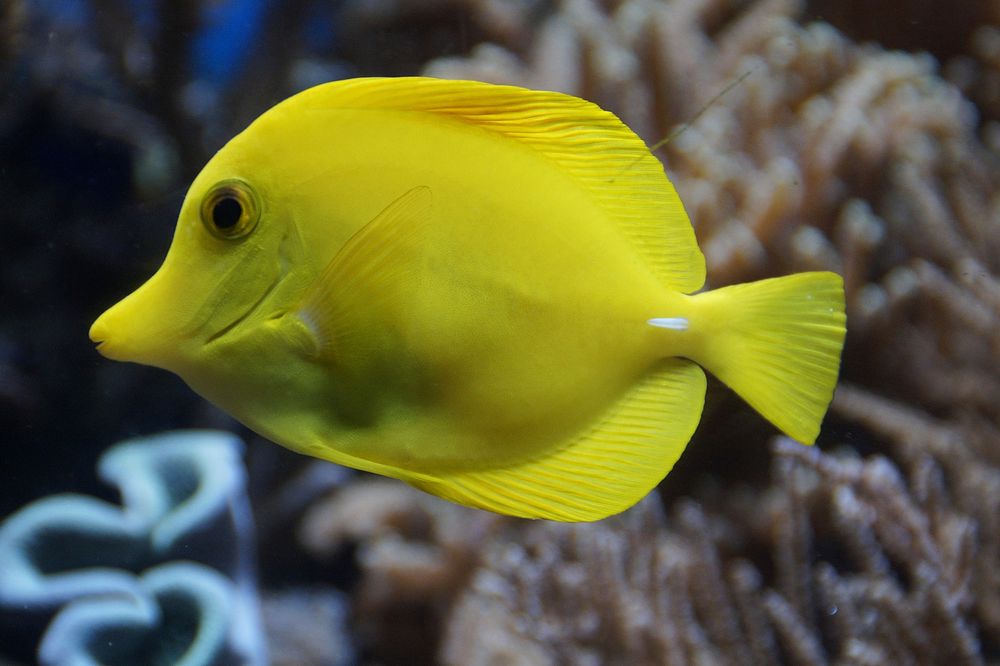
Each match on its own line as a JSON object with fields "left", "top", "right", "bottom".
{"left": 442, "top": 438, "right": 992, "bottom": 665}
{"left": 298, "top": 479, "right": 504, "bottom": 663}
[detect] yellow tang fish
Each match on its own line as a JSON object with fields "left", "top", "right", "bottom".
{"left": 90, "top": 77, "right": 846, "bottom": 521}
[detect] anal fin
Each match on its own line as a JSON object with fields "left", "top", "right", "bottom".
{"left": 409, "top": 358, "right": 706, "bottom": 521}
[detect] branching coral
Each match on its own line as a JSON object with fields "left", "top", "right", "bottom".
{"left": 832, "top": 385, "right": 1000, "bottom": 647}
{"left": 298, "top": 479, "right": 504, "bottom": 664}
{"left": 443, "top": 437, "right": 994, "bottom": 664}
{"left": 261, "top": 587, "right": 355, "bottom": 666}
{"left": 950, "top": 23, "right": 1000, "bottom": 124}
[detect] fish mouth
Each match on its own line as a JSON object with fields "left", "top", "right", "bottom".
{"left": 89, "top": 319, "right": 106, "bottom": 345}
{"left": 89, "top": 317, "right": 114, "bottom": 357}
{"left": 205, "top": 275, "right": 281, "bottom": 346}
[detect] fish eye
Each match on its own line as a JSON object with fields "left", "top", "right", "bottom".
{"left": 200, "top": 179, "right": 260, "bottom": 240}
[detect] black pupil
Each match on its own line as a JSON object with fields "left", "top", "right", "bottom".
{"left": 212, "top": 196, "right": 243, "bottom": 230}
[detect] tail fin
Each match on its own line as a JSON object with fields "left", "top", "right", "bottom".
{"left": 688, "top": 272, "right": 846, "bottom": 443}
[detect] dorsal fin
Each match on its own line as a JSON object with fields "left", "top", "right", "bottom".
{"left": 283, "top": 76, "right": 706, "bottom": 293}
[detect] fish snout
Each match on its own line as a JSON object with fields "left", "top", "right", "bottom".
{"left": 88, "top": 269, "right": 188, "bottom": 367}
{"left": 88, "top": 313, "right": 110, "bottom": 355}
{"left": 89, "top": 301, "right": 136, "bottom": 362}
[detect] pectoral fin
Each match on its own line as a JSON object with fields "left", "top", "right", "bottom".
{"left": 293, "top": 186, "right": 433, "bottom": 364}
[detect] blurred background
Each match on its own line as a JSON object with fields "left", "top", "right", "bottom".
{"left": 2, "top": 0, "right": 1000, "bottom": 664}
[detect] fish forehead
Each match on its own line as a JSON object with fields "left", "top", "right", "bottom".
{"left": 203, "top": 116, "right": 607, "bottom": 278}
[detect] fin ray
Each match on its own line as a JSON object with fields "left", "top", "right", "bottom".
{"left": 408, "top": 358, "right": 707, "bottom": 521}
{"left": 294, "top": 186, "right": 433, "bottom": 363}
{"left": 691, "top": 272, "right": 846, "bottom": 444}
{"left": 290, "top": 77, "right": 705, "bottom": 292}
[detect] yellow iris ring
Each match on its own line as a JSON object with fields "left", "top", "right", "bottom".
{"left": 200, "top": 179, "right": 261, "bottom": 240}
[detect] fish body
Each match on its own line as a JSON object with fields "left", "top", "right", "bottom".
{"left": 90, "top": 77, "right": 846, "bottom": 521}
